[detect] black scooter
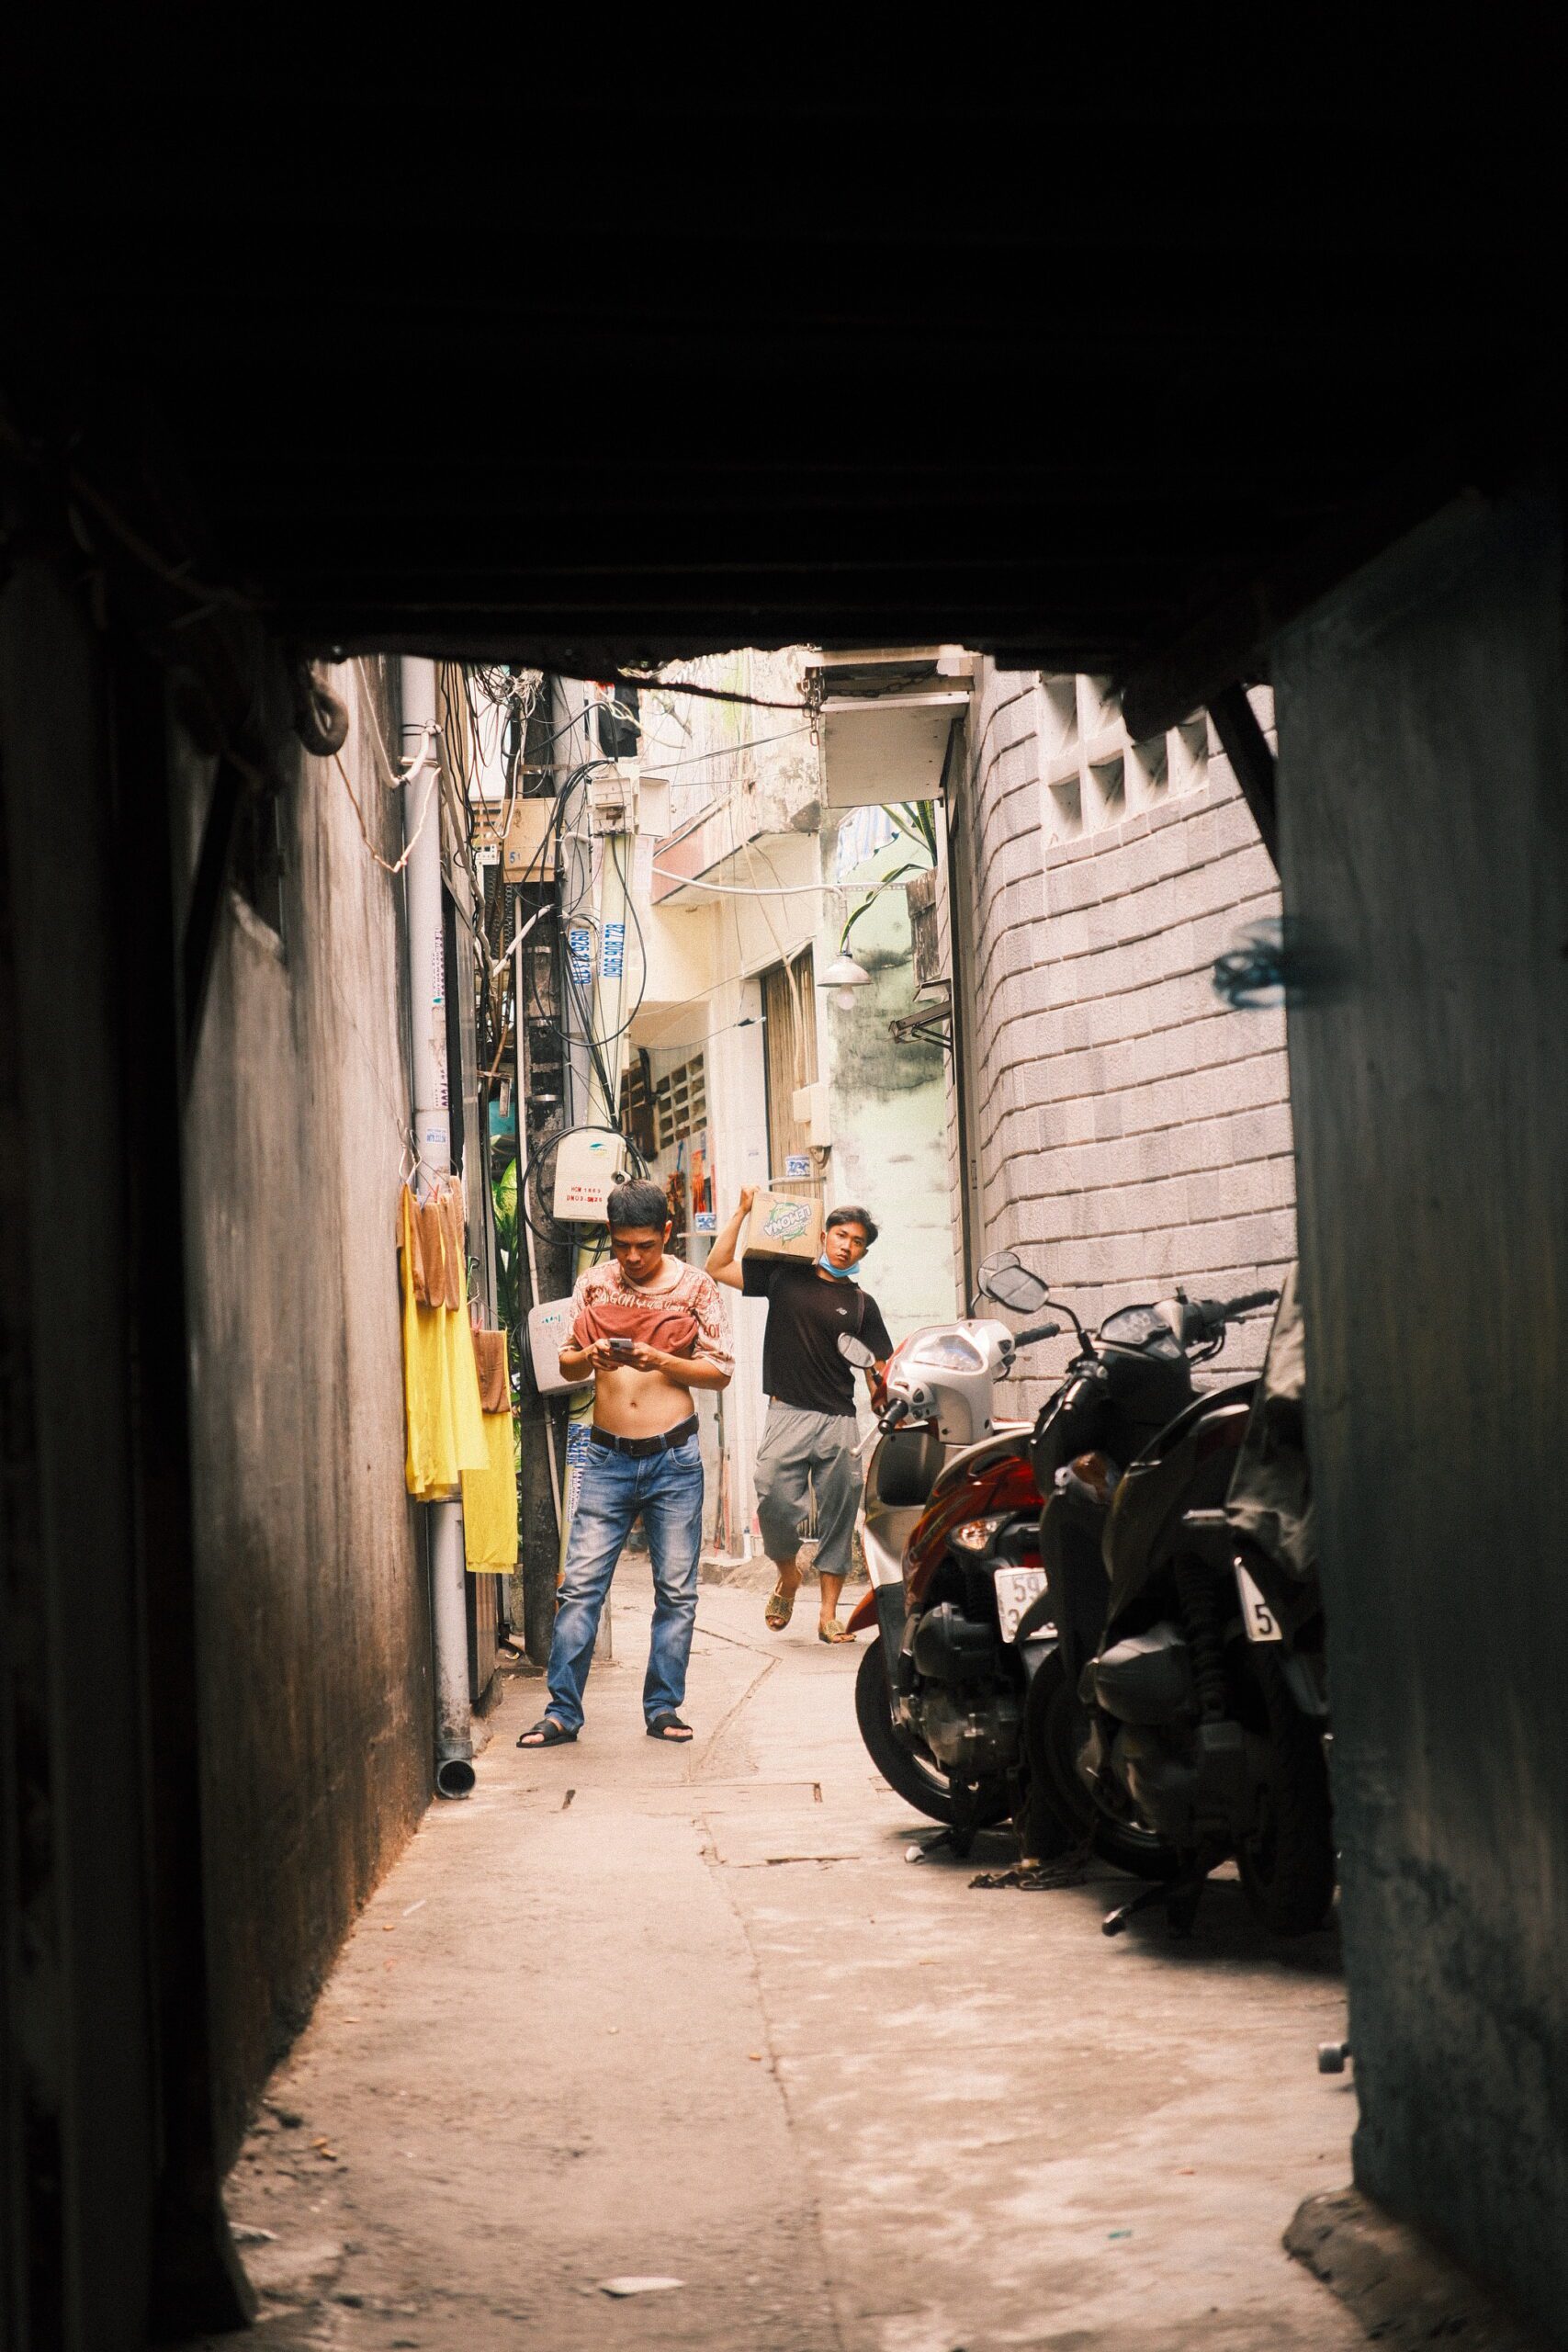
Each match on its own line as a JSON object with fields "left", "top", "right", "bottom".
{"left": 1020, "top": 1273, "right": 1334, "bottom": 1935}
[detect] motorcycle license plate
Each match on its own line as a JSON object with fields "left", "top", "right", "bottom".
{"left": 993, "top": 1566, "right": 1049, "bottom": 1645}
{"left": 1235, "top": 1562, "right": 1283, "bottom": 1642}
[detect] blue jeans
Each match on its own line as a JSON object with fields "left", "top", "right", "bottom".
{"left": 546, "top": 1430, "right": 705, "bottom": 1733}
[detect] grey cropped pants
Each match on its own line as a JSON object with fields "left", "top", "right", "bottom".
{"left": 753, "top": 1401, "right": 862, "bottom": 1581}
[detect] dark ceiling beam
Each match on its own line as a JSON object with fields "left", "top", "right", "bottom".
{"left": 1208, "top": 685, "right": 1278, "bottom": 872}
{"left": 1113, "top": 392, "right": 1550, "bottom": 742}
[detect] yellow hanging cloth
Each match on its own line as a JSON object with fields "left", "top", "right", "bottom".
{"left": 462, "top": 1329, "right": 518, "bottom": 1573}
{"left": 437, "top": 1179, "right": 488, "bottom": 1479}
{"left": 399, "top": 1182, "right": 489, "bottom": 1500}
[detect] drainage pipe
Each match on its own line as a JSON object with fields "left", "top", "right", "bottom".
{"left": 400, "top": 655, "right": 476, "bottom": 1799}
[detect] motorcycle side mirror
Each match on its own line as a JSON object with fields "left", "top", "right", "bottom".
{"left": 976, "top": 1248, "right": 1050, "bottom": 1315}
{"left": 837, "top": 1332, "right": 877, "bottom": 1369}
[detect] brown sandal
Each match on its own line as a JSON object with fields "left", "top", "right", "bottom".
{"left": 764, "top": 1580, "right": 797, "bottom": 1631}
{"left": 818, "top": 1619, "right": 853, "bottom": 1645}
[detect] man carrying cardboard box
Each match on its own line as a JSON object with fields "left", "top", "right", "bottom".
{"left": 708, "top": 1191, "right": 893, "bottom": 1643}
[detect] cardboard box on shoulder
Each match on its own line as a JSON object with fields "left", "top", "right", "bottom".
{"left": 742, "top": 1189, "right": 823, "bottom": 1264}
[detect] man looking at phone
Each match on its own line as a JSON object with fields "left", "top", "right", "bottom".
{"left": 518, "top": 1179, "right": 732, "bottom": 1749}
{"left": 707, "top": 1193, "right": 892, "bottom": 1643}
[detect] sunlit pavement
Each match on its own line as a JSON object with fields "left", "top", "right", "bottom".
{"left": 196, "top": 1566, "right": 1360, "bottom": 2351}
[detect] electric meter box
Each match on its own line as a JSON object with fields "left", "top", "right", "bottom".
{"left": 502, "top": 799, "right": 558, "bottom": 885}
{"left": 528, "top": 1296, "right": 590, "bottom": 1396}
{"left": 551, "top": 1129, "right": 626, "bottom": 1223}
{"left": 587, "top": 766, "right": 637, "bottom": 831}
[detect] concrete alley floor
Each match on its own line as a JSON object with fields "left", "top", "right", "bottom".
{"left": 206, "top": 1567, "right": 1363, "bottom": 2352}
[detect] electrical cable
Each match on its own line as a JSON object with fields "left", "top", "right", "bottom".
{"left": 646, "top": 865, "right": 913, "bottom": 899}
{"left": 351, "top": 658, "right": 438, "bottom": 790}
{"left": 633, "top": 722, "right": 816, "bottom": 776}
{"left": 573, "top": 668, "right": 810, "bottom": 715}
{"left": 502, "top": 719, "right": 815, "bottom": 780}
{"left": 333, "top": 745, "right": 440, "bottom": 876}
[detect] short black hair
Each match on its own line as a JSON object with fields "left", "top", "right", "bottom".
{"left": 606, "top": 1178, "right": 671, "bottom": 1235}
{"left": 826, "top": 1204, "right": 878, "bottom": 1246}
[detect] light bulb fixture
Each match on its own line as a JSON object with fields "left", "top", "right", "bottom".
{"left": 820, "top": 952, "right": 871, "bottom": 991}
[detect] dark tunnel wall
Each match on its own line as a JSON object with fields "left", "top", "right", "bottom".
{"left": 174, "top": 662, "right": 434, "bottom": 2162}
{"left": 1276, "top": 484, "right": 1568, "bottom": 2338}
{"left": 1, "top": 564, "right": 158, "bottom": 2345}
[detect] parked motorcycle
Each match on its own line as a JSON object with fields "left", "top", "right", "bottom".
{"left": 839, "top": 1260, "right": 1175, "bottom": 1872}
{"left": 1023, "top": 1267, "right": 1335, "bottom": 1935}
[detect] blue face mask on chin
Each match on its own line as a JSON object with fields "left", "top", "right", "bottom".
{"left": 818, "top": 1250, "right": 855, "bottom": 1279}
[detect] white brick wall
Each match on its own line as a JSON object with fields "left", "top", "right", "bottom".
{"left": 944, "top": 662, "right": 1295, "bottom": 1411}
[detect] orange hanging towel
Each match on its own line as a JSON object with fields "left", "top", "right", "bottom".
{"left": 400, "top": 1186, "right": 451, "bottom": 1497}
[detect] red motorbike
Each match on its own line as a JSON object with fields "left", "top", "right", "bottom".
{"left": 840, "top": 1255, "right": 1176, "bottom": 1871}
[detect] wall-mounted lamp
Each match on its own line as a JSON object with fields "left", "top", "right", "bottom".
{"left": 819, "top": 951, "right": 872, "bottom": 1011}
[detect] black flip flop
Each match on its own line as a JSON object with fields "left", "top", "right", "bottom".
{"left": 646, "top": 1713, "right": 694, "bottom": 1743}
{"left": 517, "top": 1717, "right": 577, "bottom": 1748}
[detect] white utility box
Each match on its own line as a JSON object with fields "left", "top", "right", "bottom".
{"left": 550, "top": 1129, "right": 627, "bottom": 1223}
{"left": 527, "top": 1296, "right": 590, "bottom": 1395}
{"left": 791, "top": 1080, "right": 831, "bottom": 1146}
{"left": 587, "top": 765, "right": 637, "bottom": 831}
{"left": 585, "top": 767, "right": 671, "bottom": 840}
{"left": 636, "top": 775, "right": 671, "bottom": 839}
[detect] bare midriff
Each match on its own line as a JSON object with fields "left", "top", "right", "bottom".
{"left": 592, "top": 1355, "right": 697, "bottom": 1438}
{"left": 592, "top": 1264, "right": 699, "bottom": 1437}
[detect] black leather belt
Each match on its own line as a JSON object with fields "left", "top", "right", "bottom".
{"left": 589, "top": 1414, "right": 698, "bottom": 1459}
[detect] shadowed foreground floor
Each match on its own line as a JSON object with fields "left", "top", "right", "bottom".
{"left": 184, "top": 1567, "right": 1360, "bottom": 2350}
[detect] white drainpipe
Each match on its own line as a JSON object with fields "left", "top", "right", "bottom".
{"left": 401, "top": 656, "right": 475, "bottom": 1798}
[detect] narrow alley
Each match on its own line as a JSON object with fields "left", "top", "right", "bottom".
{"left": 7, "top": 66, "right": 1566, "bottom": 2352}
{"left": 206, "top": 1569, "right": 1355, "bottom": 2352}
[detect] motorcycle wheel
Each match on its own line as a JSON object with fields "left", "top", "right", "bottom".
{"left": 853, "top": 1637, "right": 1010, "bottom": 1830}
{"left": 1235, "top": 1654, "right": 1336, "bottom": 1935}
{"left": 1024, "top": 1655, "right": 1180, "bottom": 1883}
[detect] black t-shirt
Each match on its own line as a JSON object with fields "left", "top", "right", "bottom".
{"left": 741, "top": 1259, "right": 895, "bottom": 1417}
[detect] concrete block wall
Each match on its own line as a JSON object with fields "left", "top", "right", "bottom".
{"left": 944, "top": 661, "right": 1293, "bottom": 1412}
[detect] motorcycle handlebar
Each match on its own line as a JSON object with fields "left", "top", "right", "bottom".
{"left": 1011, "top": 1318, "right": 1063, "bottom": 1348}
{"left": 1188, "top": 1287, "right": 1280, "bottom": 1339}
{"left": 858, "top": 1396, "right": 911, "bottom": 1458}
{"left": 1220, "top": 1288, "right": 1280, "bottom": 1319}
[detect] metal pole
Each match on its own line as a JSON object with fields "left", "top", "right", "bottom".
{"left": 556, "top": 763, "right": 634, "bottom": 1660}
{"left": 514, "top": 902, "right": 567, "bottom": 1664}
{"left": 401, "top": 656, "right": 474, "bottom": 1797}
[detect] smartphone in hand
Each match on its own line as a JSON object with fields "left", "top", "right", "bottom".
{"left": 607, "top": 1337, "right": 638, "bottom": 1359}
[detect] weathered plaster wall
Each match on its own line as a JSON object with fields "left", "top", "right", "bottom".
{"left": 177, "top": 660, "right": 432, "bottom": 2156}
{"left": 944, "top": 662, "right": 1293, "bottom": 1411}
{"left": 824, "top": 826, "right": 958, "bottom": 1343}
{"left": 678, "top": 848, "right": 818, "bottom": 1555}
{"left": 1276, "top": 484, "right": 1568, "bottom": 2340}
{"left": 638, "top": 646, "right": 819, "bottom": 835}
